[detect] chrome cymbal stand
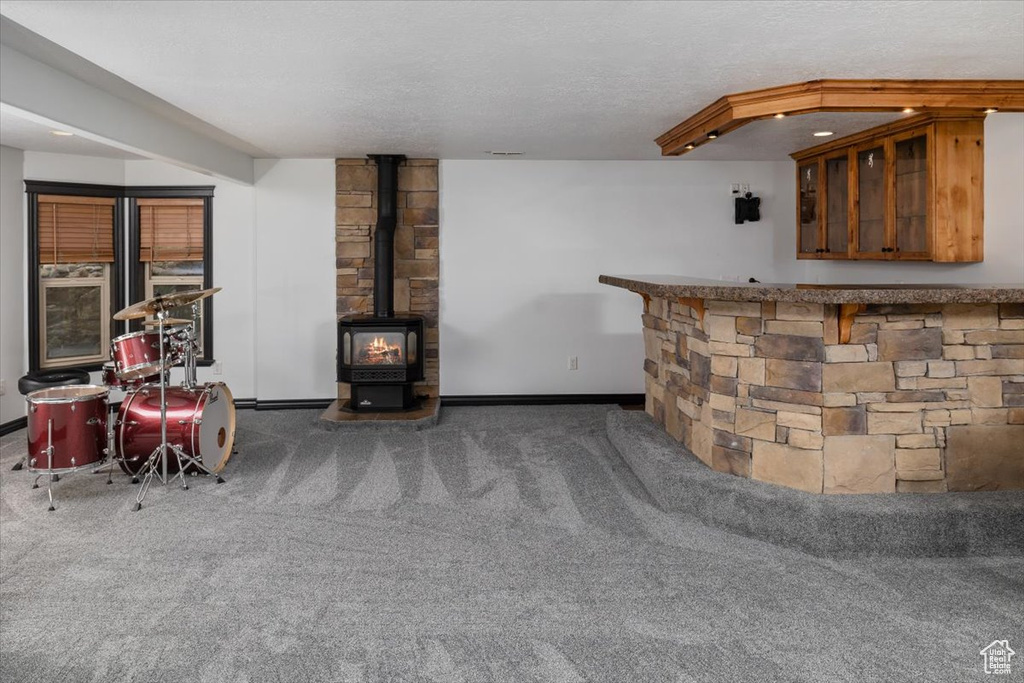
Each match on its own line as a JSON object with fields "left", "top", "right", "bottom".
{"left": 181, "top": 301, "right": 200, "bottom": 390}
{"left": 131, "top": 308, "right": 224, "bottom": 512}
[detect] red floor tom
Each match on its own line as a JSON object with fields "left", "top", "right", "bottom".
{"left": 25, "top": 385, "right": 108, "bottom": 472}
{"left": 117, "top": 382, "right": 235, "bottom": 476}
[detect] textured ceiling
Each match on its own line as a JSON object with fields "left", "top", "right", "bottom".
{"left": 1, "top": 0, "right": 1022, "bottom": 160}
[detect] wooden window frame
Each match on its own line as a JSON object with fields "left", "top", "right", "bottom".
{"left": 25, "top": 181, "right": 125, "bottom": 372}
{"left": 39, "top": 272, "right": 111, "bottom": 368}
{"left": 126, "top": 186, "right": 215, "bottom": 364}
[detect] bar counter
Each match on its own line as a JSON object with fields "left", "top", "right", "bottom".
{"left": 600, "top": 275, "right": 1024, "bottom": 494}
{"left": 599, "top": 275, "right": 1024, "bottom": 305}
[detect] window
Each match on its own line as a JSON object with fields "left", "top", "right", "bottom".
{"left": 26, "top": 183, "right": 124, "bottom": 371}
{"left": 127, "top": 188, "right": 214, "bottom": 362}
{"left": 25, "top": 182, "right": 214, "bottom": 371}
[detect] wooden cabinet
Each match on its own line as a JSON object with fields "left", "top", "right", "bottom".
{"left": 792, "top": 114, "right": 984, "bottom": 262}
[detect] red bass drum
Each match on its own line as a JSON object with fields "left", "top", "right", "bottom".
{"left": 116, "top": 382, "right": 235, "bottom": 476}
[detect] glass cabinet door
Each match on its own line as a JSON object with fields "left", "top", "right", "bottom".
{"left": 824, "top": 154, "right": 849, "bottom": 256}
{"left": 856, "top": 145, "right": 886, "bottom": 255}
{"left": 894, "top": 133, "right": 929, "bottom": 255}
{"left": 798, "top": 162, "right": 820, "bottom": 256}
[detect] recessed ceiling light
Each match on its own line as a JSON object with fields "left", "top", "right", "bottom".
{"left": 773, "top": 113, "right": 786, "bottom": 119}
{"left": 707, "top": 130, "right": 719, "bottom": 139}
{"left": 50, "top": 130, "right": 74, "bottom": 136}
{"left": 485, "top": 151, "right": 522, "bottom": 156}
{"left": 684, "top": 143, "right": 695, "bottom": 151}
{"left": 984, "top": 108, "right": 999, "bottom": 114}
{"left": 813, "top": 131, "right": 834, "bottom": 137}
{"left": 902, "top": 108, "right": 915, "bottom": 114}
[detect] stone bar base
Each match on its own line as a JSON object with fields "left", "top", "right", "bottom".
{"left": 641, "top": 298, "right": 1024, "bottom": 493}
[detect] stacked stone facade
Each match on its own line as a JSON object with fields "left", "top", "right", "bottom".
{"left": 335, "top": 158, "right": 439, "bottom": 400}
{"left": 643, "top": 299, "right": 1024, "bottom": 493}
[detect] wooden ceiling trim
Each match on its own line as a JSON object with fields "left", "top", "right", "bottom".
{"left": 656, "top": 79, "right": 1024, "bottom": 157}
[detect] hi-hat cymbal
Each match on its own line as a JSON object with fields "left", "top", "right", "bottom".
{"left": 143, "top": 318, "right": 191, "bottom": 327}
{"left": 113, "top": 287, "right": 222, "bottom": 321}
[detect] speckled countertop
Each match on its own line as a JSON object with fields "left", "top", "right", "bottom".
{"left": 599, "top": 275, "right": 1024, "bottom": 304}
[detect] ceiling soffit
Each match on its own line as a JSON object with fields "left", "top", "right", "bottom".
{"left": 657, "top": 79, "right": 1024, "bottom": 157}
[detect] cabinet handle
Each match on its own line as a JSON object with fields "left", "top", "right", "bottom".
{"left": 824, "top": 248, "right": 831, "bottom": 253}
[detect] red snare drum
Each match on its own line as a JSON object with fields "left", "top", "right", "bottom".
{"left": 101, "top": 362, "right": 159, "bottom": 390}
{"left": 117, "top": 382, "right": 235, "bottom": 476}
{"left": 111, "top": 331, "right": 179, "bottom": 380}
{"left": 26, "top": 385, "right": 108, "bottom": 472}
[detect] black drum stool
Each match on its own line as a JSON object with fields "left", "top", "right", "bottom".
{"left": 13, "top": 368, "right": 91, "bottom": 472}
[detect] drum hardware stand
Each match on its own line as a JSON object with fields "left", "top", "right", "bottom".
{"left": 90, "top": 406, "right": 119, "bottom": 485}
{"left": 131, "top": 307, "right": 224, "bottom": 512}
{"left": 29, "top": 419, "right": 57, "bottom": 511}
{"left": 181, "top": 301, "right": 200, "bottom": 391}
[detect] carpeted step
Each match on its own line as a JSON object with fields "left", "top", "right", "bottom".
{"left": 606, "top": 410, "right": 1024, "bottom": 558}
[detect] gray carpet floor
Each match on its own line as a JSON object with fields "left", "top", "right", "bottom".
{"left": 0, "top": 405, "right": 1021, "bottom": 682}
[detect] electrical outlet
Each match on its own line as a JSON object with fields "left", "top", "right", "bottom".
{"left": 568, "top": 356, "right": 578, "bottom": 371}
{"left": 213, "top": 362, "right": 223, "bottom": 375}
{"left": 740, "top": 183, "right": 751, "bottom": 194}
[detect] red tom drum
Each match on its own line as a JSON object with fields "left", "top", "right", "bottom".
{"left": 26, "top": 385, "right": 108, "bottom": 472}
{"left": 111, "top": 331, "right": 179, "bottom": 380}
{"left": 101, "top": 362, "right": 159, "bottom": 390}
{"left": 116, "top": 382, "right": 235, "bottom": 476}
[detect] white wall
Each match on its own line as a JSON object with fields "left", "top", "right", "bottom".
{"left": 0, "top": 145, "right": 26, "bottom": 424}
{"left": 23, "top": 151, "right": 125, "bottom": 185}
{"left": 123, "top": 160, "right": 257, "bottom": 399}
{"left": 7, "top": 116, "right": 1021, "bottom": 406}
{"left": 439, "top": 116, "right": 1024, "bottom": 396}
{"left": 10, "top": 152, "right": 337, "bottom": 405}
{"left": 253, "top": 159, "right": 337, "bottom": 401}
{"left": 439, "top": 160, "right": 792, "bottom": 395}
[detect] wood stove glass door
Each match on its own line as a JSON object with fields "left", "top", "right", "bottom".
{"left": 353, "top": 332, "right": 405, "bottom": 365}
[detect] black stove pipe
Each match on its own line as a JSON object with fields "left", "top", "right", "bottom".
{"left": 369, "top": 154, "right": 405, "bottom": 318}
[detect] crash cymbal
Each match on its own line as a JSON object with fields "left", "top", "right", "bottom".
{"left": 155, "top": 287, "right": 222, "bottom": 309}
{"left": 112, "top": 287, "right": 222, "bottom": 321}
{"left": 143, "top": 318, "right": 191, "bottom": 326}
{"left": 113, "top": 297, "right": 162, "bottom": 321}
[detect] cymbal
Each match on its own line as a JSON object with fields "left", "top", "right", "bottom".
{"left": 143, "top": 318, "right": 191, "bottom": 327}
{"left": 157, "top": 287, "right": 222, "bottom": 309}
{"left": 113, "top": 287, "right": 221, "bottom": 321}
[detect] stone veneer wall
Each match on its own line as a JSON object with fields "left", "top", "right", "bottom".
{"left": 335, "top": 158, "right": 439, "bottom": 400}
{"left": 643, "top": 299, "right": 1024, "bottom": 493}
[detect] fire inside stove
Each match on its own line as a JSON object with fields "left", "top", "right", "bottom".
{"left": 354, "top": 332, "right": 404, "bottom": 365}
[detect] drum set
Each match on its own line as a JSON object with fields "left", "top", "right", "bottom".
{"left": 20, "top": 287, "right": 235, "bottom": 512}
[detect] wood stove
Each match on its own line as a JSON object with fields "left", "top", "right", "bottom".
{"left": 338, "top": 315, "right": 423, "bottom": 410}
{"left": 337, "top": 154, "right": 424, "bottom": 411}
